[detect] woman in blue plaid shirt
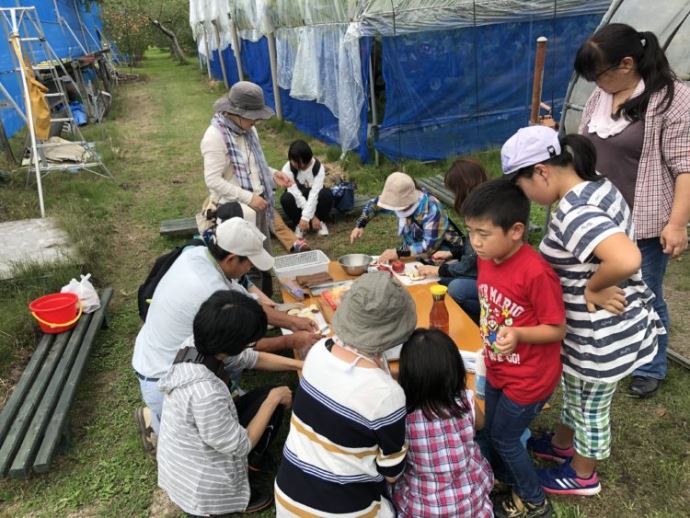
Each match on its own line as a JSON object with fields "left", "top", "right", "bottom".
{"left": 350, "top": 172, "right": 462, "bottom": 263}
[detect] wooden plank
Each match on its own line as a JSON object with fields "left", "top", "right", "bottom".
{"left": 159, "top": 217, "right": 196, "bottom": 237}
{"left": 33, "top": 288, "right": 113, "bottom": 474}
{"left": 160, "top": 194, "right": 371, "bottom": 237}
{"left": 418, "top": 175, "right": 455, "bottom": 208}
{"left": 0, "top": 334, "right": 54, "bottom": 445}
{"left": 669, "top": 348, "right": 690, "bottom": 371}
{"left": 0, "top": 331, "right": 71, "bottom": 477}
{"left": 8, "top": 313, "right": 93, "bottom": 478}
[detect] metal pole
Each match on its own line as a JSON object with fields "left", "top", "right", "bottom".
{"left": 203, "top": 25, "right": 212, "bottom": 80}
{"left": 266, "top": 32, "right": 282, "bottom": 120}
{"left": 212, "top": 20, "right": 229, "bottom": 89}
{"left": 368, "top": 53, "right": 379, "bottom": 166}
{"left": 229, "top": 17, "right": 244, "bottom": 81}
{"left": 9, "top": 9, "right": 45, "bottom": 217}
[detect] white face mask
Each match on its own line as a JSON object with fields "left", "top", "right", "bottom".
{"left": 395, "top": 200, "right": 420, "bottom": 219}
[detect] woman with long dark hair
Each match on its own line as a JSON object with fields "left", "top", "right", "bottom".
{"left": 574, "top": 23, "right": 690, "bottom": 397}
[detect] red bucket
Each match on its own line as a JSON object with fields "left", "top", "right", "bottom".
{"left": 28, "top": 292, "right": 82, "bottom": 334}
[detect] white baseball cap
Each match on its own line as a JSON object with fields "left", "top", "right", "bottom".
{"left": 214, "top": 217, "right": 275, "bottom": 271}
{"left": 501, "top": 126, "right": 562, "bottom": 176}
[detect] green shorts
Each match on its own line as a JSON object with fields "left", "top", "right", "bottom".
{"left": 561, "top": 372, "right": 618, "bottom": 460}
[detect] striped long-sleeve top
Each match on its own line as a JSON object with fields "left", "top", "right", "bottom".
{"left": 539, "top": 178, "right": 664, "bottom": 383}
{"left": 275, "top": 341, "right": 407, "bottom": 517}
{"left": 157, "top": 342, "right": 259, "bottom": 516}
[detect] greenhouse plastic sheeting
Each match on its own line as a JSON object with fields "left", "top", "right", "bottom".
{"left": 375, "top": 12, "right": 604, "bottom": 161}
{"left": 358, "top": 0, "right": 611, "bottom": 35}
{"left": 239, "top": 35, "right": 372, "bottom": 163}
{"left": 0, "top": 0, "right": 105, "bottom": 139}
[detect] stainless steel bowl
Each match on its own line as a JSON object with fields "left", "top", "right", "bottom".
{"left": 338, "top": 253, "right": 372, "bottom": 276}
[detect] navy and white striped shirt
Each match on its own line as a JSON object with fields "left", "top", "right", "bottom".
{"left": 539, "top": 179, "right": 663, "bottom": 383}
{"left": 275, "top": 340, "right": 406, "bottom": 517}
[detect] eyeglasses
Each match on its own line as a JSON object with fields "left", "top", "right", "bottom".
{"left": 593, "top": 63, "right": 621, "bottom": 80}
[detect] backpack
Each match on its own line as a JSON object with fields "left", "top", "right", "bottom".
{"left": 137, "top": 239, "right": 204, "bottom": 321}
{"left": 331, "top": 180, "right": 356, "bottom": 212}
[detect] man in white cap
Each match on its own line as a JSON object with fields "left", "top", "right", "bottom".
{"left": 132, "top": 217, "right": 319, "bottom": 453}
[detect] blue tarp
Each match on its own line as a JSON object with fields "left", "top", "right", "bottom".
{"left": 375, "top": 12, "right": 605, "bottom": 160}
{"left": 209, "top": 45, "right": 240, "bottom": 86}
{"left": 0, "top": 0, "right": 105, "bottom": 138}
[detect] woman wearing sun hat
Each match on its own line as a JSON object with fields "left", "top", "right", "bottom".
{"left": 197, "top": 81, "right": 310, "bottom": 256}
{"left": 275, "top": 271, "right": 417, "bottom": 517}
{"left": 349, "top": 171, "right": 463, "bottom": 263}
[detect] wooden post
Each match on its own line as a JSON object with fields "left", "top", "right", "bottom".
{"left": 267, "top": 32, "right": 282, "bottom": 120}
{"left": 529, "top": 36, "right": 548, "bottom": 125}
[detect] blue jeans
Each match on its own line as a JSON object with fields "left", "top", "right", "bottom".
{"left": 440, "top": 276, "right": 480, "bottom": 323}
{"left": 138, "top": 377, "right": 162, "bottom": 434}
{"left": 632, "top": 238, "right": 670, "bottom": 380}
{"left": 485, "top": 382, "right": 547, "bottom": 505}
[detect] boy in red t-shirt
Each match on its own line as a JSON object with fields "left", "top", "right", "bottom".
{"left": 461, "top": 180, "right": 565, "bottom": 518}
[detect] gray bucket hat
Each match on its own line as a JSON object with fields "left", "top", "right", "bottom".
{"left": 332, "top": 271, "right": 417, "bottom": 355}
{"left": 213, "top": 81, "right": 274, "bottom": 121}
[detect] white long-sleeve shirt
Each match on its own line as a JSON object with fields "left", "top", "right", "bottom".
{"left": 281, "top": 158, "right": 326, "bottom": 221}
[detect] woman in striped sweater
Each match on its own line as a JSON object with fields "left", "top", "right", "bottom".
{"left": 275, "top": 272, "right": 417, "bottom": 516}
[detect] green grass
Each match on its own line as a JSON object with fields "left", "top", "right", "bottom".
{"left": 0, "top": 47, "right": 689, "bottom": 517}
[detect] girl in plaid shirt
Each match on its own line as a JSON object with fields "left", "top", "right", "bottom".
{"left": 394, "top": 329, "right": 493, "bottom": 517}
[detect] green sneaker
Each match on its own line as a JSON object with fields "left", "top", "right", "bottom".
{"left": 494, "top": 492, "right": 552, "bottom": 518}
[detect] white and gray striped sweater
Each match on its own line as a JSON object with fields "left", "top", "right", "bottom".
{"left": 539, "top": 178, "right": 663, "bottom": 384}
{"left": 157, "top": 346, "right": 258, "bottom": 516}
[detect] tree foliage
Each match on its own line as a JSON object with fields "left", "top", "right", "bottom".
{"left": 97, "top": 0, "right": 194, "bottom": 65}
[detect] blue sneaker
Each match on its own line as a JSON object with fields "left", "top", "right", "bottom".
{"left": 537, "top": 460, "right": 601, "bottom": 496}
{"left": 528, "top": 432, "right": 574, "bottom": 464}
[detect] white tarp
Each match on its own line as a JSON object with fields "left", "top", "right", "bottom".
{"left": 189, "top": 0, "right": 232, "bottom": 56}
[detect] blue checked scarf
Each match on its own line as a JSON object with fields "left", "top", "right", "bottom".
{"left": 211, "top": 113, "right": 275, "bottom": 221}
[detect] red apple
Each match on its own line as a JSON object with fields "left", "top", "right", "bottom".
{"left": 391, "top": 261, "right": 405, "bottom": 273}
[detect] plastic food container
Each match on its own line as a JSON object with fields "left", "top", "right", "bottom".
{"left": 273, "top": 249, "right": 330, "bottom": 279}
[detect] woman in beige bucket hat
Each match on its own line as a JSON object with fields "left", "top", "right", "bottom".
{"left": 349, "top": 171, "right": 463, "bottom": 263}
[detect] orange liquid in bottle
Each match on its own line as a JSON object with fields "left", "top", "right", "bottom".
{"left": 429, "top": 285, "right": 449, "bottom": 335}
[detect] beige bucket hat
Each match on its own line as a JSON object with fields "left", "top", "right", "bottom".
{"left": 377, "top": 172, "right": 421, "bottom": 210}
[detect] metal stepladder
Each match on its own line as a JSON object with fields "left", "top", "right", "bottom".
{"left": 0, "top": 6, "right": 112, "bottom": 218}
